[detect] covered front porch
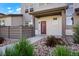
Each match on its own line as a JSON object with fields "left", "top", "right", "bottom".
{"left": 30, "top": 6, "right": 67, "bottom": 38}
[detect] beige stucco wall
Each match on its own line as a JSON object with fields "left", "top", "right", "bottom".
{"left": 21, "top": 3, "right": 67, "bottom": 26}
{"left": 35, "top": 15, "right": 62, "bottom": 36}
{"left": 73, "top": 3, "right": 79, "bottom": 9}
{"left": 74, "top": 15, "right": 79, "bottom": 25}
{"left": 0, "top": 17, "right": 12, "bottom": 26}
{"left": 11, "top": 16, "right": 23, "bottom": 26}
{"left": 33, "top": 3, "right": 67, "bottom": 12}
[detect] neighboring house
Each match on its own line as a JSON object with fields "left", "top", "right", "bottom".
{"left": 0, "top": 13, "right": 23, "bottom": 26}
{"left": 21, "top": 3, "right": 79, "bottom": 37}
{"left": 0, "top": 13, "right": 34, "bottom": 39}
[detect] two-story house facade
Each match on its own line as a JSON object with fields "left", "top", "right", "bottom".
{"left": 21, "top": 3, "right": 79, "bottom": 37}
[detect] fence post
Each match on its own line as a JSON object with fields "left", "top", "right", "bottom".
{"left": 8, "top": 26, "right": 10, "bottom": 39}
{"left": 21, "top": 26, "right": 23, "bottom": 39}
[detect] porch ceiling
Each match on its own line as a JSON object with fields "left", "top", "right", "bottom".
{"left": 29, "top": 6, "right": 67, "bottom": 17}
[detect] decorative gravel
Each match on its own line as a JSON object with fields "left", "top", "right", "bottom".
{"left": 68, "top": 44, "right": 79, "bottom": 51}
{"left": 33, "top": 38, "right": 53, "bottom": 56}
{"left": 33, "top": 37, "right": 79, "bottom": 56}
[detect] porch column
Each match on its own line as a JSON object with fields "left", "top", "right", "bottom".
{"left": 62, "top": 10, "right": 66, "bottom": 38}
{"left": 32, "top": 16, "right": 35, "bottom": 36}
{"left": 73, "top": 12, "right": 77, "bottom": 26}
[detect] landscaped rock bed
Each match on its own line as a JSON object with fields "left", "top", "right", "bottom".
{"left": 1, "top": 36, "right": 79, "bottom": 56}
{"left": 68, "top": 44, "right": 79, "bottom": 51}
{"left": 33, "top": 38, "right": 54, "bottom": 56}
{"left": 0, "top": 38, "right": 18, "bottom": 47}
{"left": 33, "top": 37, "right": 79, "bottom": 56}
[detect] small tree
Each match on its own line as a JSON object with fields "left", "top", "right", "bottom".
{"left": 73, "top": 24, "right": 79, "bottom": 44}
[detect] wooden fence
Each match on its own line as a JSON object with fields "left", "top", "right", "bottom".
{"left": 0, "top": 26, "right": 35, "bottom": 39}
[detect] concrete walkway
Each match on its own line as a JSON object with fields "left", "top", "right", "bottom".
{"left": 28, "top": 35, "right": 46, "bottom": 43}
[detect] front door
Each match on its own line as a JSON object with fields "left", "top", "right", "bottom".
{"left": 41, "top": 21, "right": 46, "bottom": 34}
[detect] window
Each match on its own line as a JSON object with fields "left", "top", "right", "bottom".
{"left": 0, "top": 20, "right": 5, "bottom": 26}
{"left": 30, "top": 8, "right": 33, "bottom": 12}
{"left": 53, "top": 17, "right": 57, "bottom": 20}
{"left": 25, "top": 9, "right": 28, "bottom": 13}
{"left": 66, "top": 3, "right": 74, "bottom": 16}
{"left": 2, "top": 20, "right": 5, "bottom": 26}
{"left": 66, "top": 17, "right": 72, "bottom": 25}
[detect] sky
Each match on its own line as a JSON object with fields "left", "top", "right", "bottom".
{"left": 0, "top": 3, "right": 21, "bottom": 14}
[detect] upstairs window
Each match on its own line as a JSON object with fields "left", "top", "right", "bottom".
{"left": 30, "top": 8, "right": 33, "bottom": 12}
{"left": 25, "top": 9, "right": 28, "bottom": 13}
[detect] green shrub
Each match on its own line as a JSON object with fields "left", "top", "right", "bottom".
{"left": 45, "top": 36, "right": 56, "bottom": 47}
{"left": 45, "top": 36, "right": 65, "bottom": 47}
{"left": 75, "top": 51, "right": 79, "bottom": 56}
{"left": 52, "top": 45, "right": 72, "bottom": 56}
{"left": 73, "top": 24, "right": 79, "bottom": 44}
{"left": 52, "top": 45, "right": 79, "bottom": 56}
{"left": 71, "top": 51, "right": 79, "bottom": 56}
{"left": 5, "top": 47, "right": 15, "bottom": 56}
{"left": 5, "top": 37, "right": 34, "bottom": 56}
{"left": 0, "top": 51, "right": 3, "bottom": 56}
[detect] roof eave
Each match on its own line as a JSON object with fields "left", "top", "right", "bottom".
{"left": 29, "top": 6, "right": 67, "bottom": 17}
